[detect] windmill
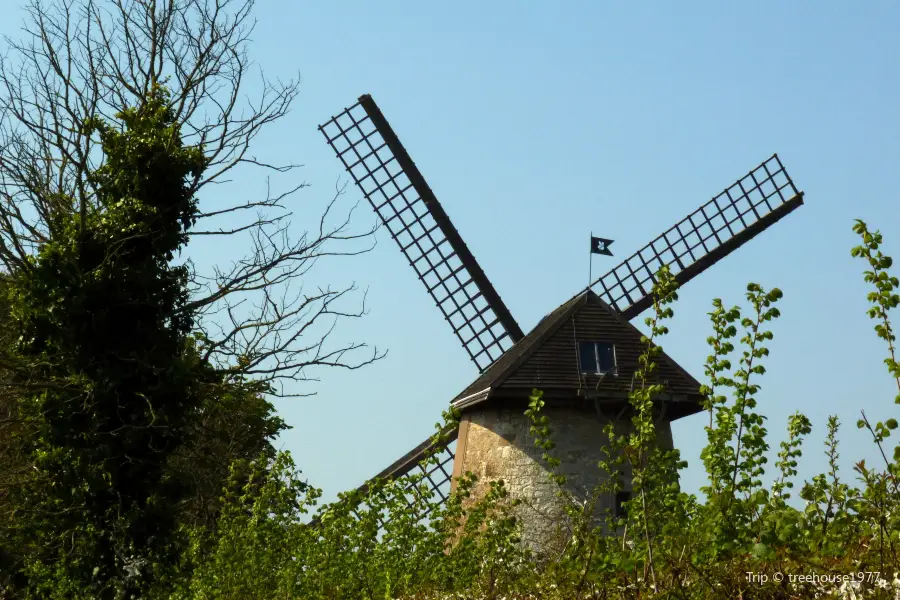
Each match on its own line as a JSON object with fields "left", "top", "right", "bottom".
{"left": 318, "top": 94, "right": 804, "bottom": 551}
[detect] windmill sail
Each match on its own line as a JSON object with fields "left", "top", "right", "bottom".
{"left": 319, "top": 95, "right": 523, "bottom": 372}
{"left": 588, "top": 154, "right": 803, "bottom": 320}
{"left": 355, "top": 426, "right": 458, "bottom": 515}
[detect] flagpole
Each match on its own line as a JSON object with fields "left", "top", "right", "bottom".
{"left": 588, "top": 230, "right": 593, "bottom": 292}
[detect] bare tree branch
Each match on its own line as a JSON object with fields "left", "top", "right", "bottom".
{"left": 0, "top": 0, "right": 381, "bottom": 393}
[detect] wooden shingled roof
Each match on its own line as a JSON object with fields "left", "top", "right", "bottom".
{"left": 451, "top": 290, "right": 705, "bottom": 420}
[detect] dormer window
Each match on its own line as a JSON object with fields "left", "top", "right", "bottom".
{"left": 578, "top": 341, "right": 616, "bottom": 375}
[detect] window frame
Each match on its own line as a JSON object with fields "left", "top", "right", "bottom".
{"left": 578, "top": 341, "right": 617, "bottom": 375}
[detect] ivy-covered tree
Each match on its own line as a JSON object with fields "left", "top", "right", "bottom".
{"left": 0, "top": 85, "right": 208, "bottom": 597}
{"left": 0, "top": 0, "right": 380, "bottom": 395}
{"left": 0, "top": 0, "right": 380, "bottom": 596}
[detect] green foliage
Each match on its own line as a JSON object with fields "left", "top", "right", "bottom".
{"left": 851, "top": 220, "right": 900, "bottom": 404}
{"left": 150, "top": 218, "right": 900, "bottom": 599}
{"left": 158, "top": 413, "right": 532, "bottom": 600}
{"left": 166, "top": 377, "right": 289, "bottom": 531}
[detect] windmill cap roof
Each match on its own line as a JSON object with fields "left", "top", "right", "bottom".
{"left": 450, "top": 289, "right": 704, "bottom": 418}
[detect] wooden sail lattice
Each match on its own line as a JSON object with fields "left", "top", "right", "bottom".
{"left": 319, "top": 96, "right": 523, "bottom": 373}
{"left": 312, "top": 433, "right": 457, "bottom": 530}
{"left": 589, "top": 154, "right": 803, "bottom": 320}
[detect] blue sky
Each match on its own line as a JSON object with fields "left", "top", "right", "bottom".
{"left": 2, "top": 1, "right": 899, "bottom": 506}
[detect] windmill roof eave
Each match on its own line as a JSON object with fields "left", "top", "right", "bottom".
{"left": 478, "top": 387, "right": 707, "bottom": 420}
{"left": 450, "top": 387, "right": 491, "bottom": 410}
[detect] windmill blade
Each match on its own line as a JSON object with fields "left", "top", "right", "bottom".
{"left": 355, "top": 427, "right": 458, "bottom": 507}
{"left": 589, "top": 154, "right": 804, "bottom": 320}
{"left": 308, "top": 428, "right": 458, "bottom": 529}
{"left": 319, "top": 95, "right": 523, "bottom": 372}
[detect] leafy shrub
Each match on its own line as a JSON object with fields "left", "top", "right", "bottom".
{"left": 153, "top": 220, "right": 900, "bottom": 600}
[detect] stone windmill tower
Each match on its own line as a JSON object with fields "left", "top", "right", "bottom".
{"left": 447, "top": 289, "right": 705, "bottom": 548}
{"left": 318, "top": 94, "right": 804, "bottom": 550}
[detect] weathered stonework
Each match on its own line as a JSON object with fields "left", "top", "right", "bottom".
{"left": 452, "top": 404, "right": 674, "bottom": 555}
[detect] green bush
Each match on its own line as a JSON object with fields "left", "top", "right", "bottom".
{"left": 152, "top": 220, "right": 900, "bottom": 600}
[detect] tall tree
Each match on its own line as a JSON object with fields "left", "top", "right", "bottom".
{"left": 0, "top": 0, "right": 380, "bottom": 596}
{"left": 4, "top": 85, "right": 210, "bottom": 597}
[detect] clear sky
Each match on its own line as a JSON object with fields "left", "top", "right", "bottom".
{"left": 1, "top": 1, "right": 898, "bottom": 507}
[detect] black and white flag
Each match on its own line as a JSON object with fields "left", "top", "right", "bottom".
{"left": 590, "top": 236, "right": 614, "bottom": 256}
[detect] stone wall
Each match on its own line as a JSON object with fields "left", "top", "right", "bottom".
{"left": 452, "top": 404, "right": 674, "bottom": 554}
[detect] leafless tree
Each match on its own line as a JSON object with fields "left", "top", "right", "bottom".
{"left": 0, "top": 0, "right": 383, "bottom": 395}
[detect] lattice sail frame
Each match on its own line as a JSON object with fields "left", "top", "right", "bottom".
{"left": 308, "top": 433, "right": 457, "bottom": 531}
{"left": 589, "top": 154, "right": 803, "bottom": 319}
{"left": 356, "top": 433, "right": 458, "bottom": 526}
{"left": 319, "top": 96, "right": 523, "bottom": 373}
